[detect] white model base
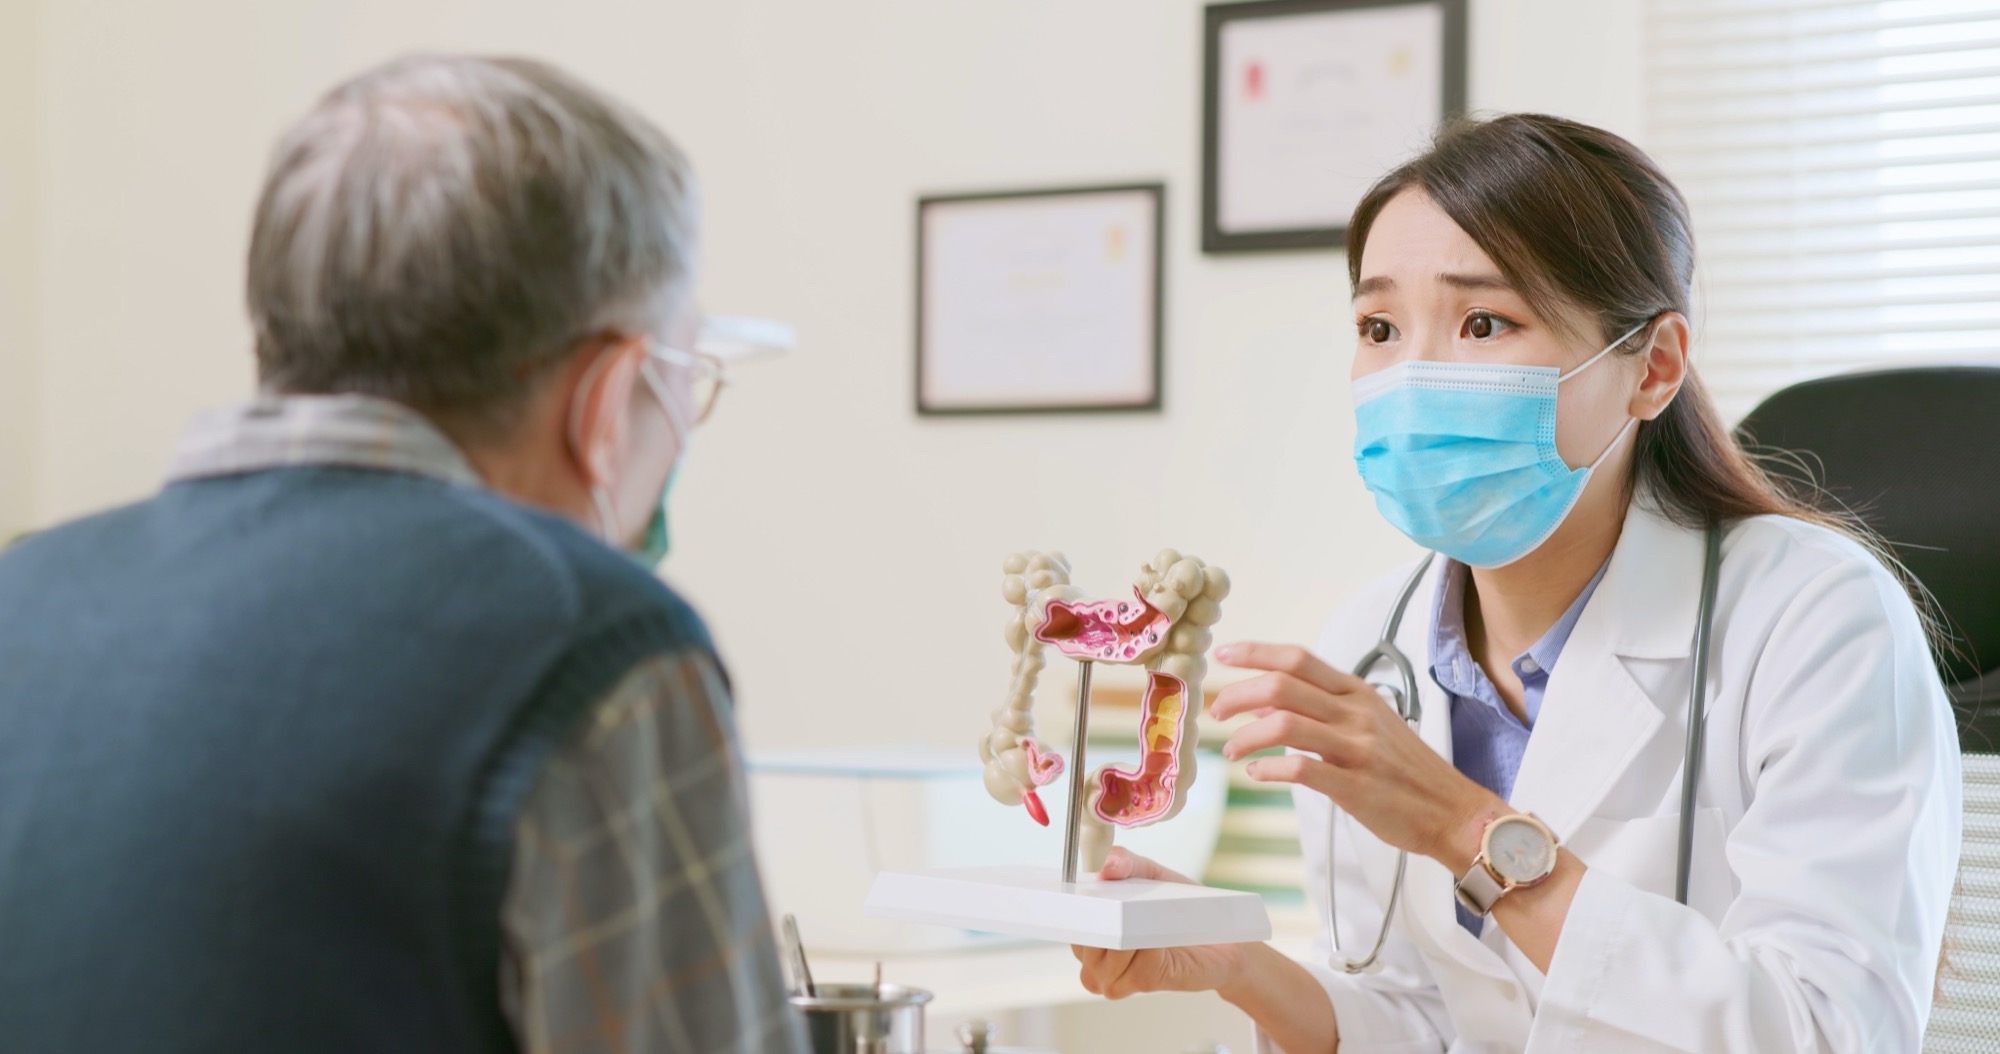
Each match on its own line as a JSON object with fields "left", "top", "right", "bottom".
{"left": 864, "top": 866, "right": 1272, "bottom": 951}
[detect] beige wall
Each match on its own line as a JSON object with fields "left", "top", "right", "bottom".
{"left": 13, "top": 0, "right": 1645, "bottom": 752}
{"left": 0, "top": 0, "right": 41, "bottom": 538}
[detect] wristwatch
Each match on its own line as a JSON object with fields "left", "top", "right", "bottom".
{"left": 1453, "top": 812, "right": 1560, "bottom": 917}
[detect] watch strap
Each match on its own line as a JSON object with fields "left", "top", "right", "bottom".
{"left": 1453, "top": 855, "right": 1507, "bottom": 916}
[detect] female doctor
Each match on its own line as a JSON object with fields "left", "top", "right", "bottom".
{"left": 1072, "top": 113, "right": 1962, "bottom": 1052}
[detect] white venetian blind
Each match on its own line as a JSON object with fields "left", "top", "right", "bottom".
{"left": 1646, "top": 0, "right": 2000, "bottom": 422}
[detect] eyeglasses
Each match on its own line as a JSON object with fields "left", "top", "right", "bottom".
{"left": 643, "top": 342, "right": 729, "bottom": 426}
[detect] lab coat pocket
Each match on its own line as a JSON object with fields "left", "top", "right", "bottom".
{"left": 1567, "top": 808, "right": 1730, "bottom": 917}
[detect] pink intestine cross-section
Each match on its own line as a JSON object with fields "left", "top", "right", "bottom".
{"left": 1034, "top": 589, "right": 1170, "bottom": 663}
{"left": 977, "top": 550, "right": 1231, "bottom": 872}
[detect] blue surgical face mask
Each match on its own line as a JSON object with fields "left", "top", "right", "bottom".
{"left": 1350, "top": 323, "right": 1646, "bottom": 568}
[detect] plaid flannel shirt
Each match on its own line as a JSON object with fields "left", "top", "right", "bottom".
{"left": 166, "top": 394, "right": 805, "bottom": 1054}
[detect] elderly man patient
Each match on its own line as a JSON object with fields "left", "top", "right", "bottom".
{"left": 0, "top": 56, "right": 805, "bottom": 1054}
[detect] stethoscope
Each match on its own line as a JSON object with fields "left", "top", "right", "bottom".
{"left": 1330, "top": 524, "right": 1723, "bottom": 974}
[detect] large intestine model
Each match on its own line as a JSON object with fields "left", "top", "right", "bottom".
{"left": 978, "top": 549, "right": 1230, "bottom": 875}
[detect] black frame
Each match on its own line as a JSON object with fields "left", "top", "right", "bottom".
{"left": 1201, "top": 0, "right": 1468, "bottom": 254}
{"left": 915, "top": 182, "right": 1166, "bottom": 416}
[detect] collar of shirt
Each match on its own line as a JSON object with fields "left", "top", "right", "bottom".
{"left": 1426, "top": 554, "right": 1612, "bottom": 729}
{"left": 165, "top": 394, "right": 484, "bottom": 488}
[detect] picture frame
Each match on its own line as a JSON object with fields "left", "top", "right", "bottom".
{"left": 915, "top": 183, "right": 1165, "bottom": 416}
{"left": 1201, "top": 0, "right": 1468, "bottom": 254}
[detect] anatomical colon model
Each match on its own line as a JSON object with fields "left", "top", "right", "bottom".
{"left": 978, "top": 549, "right": 1230, "bottom": 873}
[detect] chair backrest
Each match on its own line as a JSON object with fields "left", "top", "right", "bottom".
{"left": 1737, "top": 366, "right": 2000, "bottom": 1052}
{"left": 1735, "top": 365, "right": 2000, "bottom": 747}
{"left": 1928, "top": 753, "right": 2000, "bottom": 1053}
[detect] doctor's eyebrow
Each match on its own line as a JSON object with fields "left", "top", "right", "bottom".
{"left": 1352, "top": 272, "right": 1520, "bottom": 300}
{"left": 1438, "top": 272, "right": 1516, "bottom": 292}
{"left": 1353, "top": 275, "right": 1395, "bottom": 298}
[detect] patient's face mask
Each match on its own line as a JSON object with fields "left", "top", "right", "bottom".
{"left": 1350, "top": 322, "right": 1646, "bottom": 568}
{"left": 574, "top": 346, "right": 693, "bottom": 568}
{"left": 628, "top": 359, "right": 690, "bottom": 567}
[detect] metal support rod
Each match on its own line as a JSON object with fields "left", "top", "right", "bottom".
{"left": 1061, "top": 660, "right": 1094, "bottom": 886}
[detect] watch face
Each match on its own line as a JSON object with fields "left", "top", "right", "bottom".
{"left": 1487, "top": 817, "right": 1556, "bottom": 883}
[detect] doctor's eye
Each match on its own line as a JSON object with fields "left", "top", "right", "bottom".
{"left": 1462, "top": 311, "right": 1517, "bottom": 341}
{"left": 1358, "top": 318, "right": 1398, "bottom": 344}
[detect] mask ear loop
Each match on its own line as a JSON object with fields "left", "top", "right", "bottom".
{"left": 637, "top": 353, "right": 695, "bottom": 448}
{"left": 1563, "top": 317, "right": 1653, "bottom": 472}
{"left": 1586, "top": 417, "right": 1640, "bottom": 472}
{"left": 1558, "top": 319, "right": 1651, "bottom": 383}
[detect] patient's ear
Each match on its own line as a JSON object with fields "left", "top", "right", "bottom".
{"left": 567, "top": 339, "right": 647, "bottom": 487}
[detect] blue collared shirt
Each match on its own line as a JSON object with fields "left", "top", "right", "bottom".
{"left": 1429, "top": 557, "right": 1610, "bottom": 935}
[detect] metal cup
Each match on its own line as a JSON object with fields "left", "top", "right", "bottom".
{"left": 790, "top": 982, "right": 933, "bottom": 1054}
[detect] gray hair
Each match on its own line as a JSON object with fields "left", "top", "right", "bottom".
{"left": 247, "top": 54, "right": 698, "bottom": 431}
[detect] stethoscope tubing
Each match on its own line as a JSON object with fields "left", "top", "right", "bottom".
{"left": 1675, "top": 523, "right": 1724, "bottom": 905}
{"left": 1329, "top": 553, "right": 1433, "bottom": 974}
{"left": 1328, "top": 525, "right": 1721, "bottom": 975}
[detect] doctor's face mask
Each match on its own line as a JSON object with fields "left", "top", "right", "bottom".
{"left": 1351, "top": 322, "right": 1644, "bottom": 568}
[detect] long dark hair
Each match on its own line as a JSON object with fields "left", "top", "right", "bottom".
{"left": 1352, "top": 112, "right": 1962, "bottom": 995}
{"left": 1347, "top": 114, "right": 1941, "bottom": 642}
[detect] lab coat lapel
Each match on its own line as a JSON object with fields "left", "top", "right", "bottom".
{"left": 1508, "top": 504, "right": 1704, "bottom": 840}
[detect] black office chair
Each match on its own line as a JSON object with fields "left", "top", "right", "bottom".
{"left": 1736, "top": 365, "right": 2000, "bottom": 1054}
{"left": 1736, "top": 365, "right": 2000, "bottom": 744}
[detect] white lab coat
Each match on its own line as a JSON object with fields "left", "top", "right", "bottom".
{"left": 1253, "top": 503, "right": 1962, "bottom": 1053}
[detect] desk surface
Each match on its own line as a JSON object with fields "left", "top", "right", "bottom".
{"left": 811, "top": 930, "right": 1318, "bottom": 1020}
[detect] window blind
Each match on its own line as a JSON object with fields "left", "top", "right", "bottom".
{"left": 1646, "top": 0, "right": 2000, "bottom": 421}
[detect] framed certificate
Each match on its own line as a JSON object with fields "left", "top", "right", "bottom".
{"left": 1202, "top": 0, "right": 1468, "bottom": 253}
{"left": 916, "top": 183, "right": 1165, "bottom": 415}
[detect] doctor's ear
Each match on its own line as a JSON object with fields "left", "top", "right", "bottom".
{"left": 1629, "top": 312, "right": 1691, "bottom": 422}
{"left": 565, "top": 336, "right": 648, "bottom": 488}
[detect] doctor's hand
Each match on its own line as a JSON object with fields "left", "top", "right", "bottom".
{"left": 1211, "top": 642, "right": 1504, "bottom": 871}
{"left": 1069, "top": 848, "right": 1251, "bottom": 999}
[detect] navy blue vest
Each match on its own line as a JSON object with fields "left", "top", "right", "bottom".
{"left": 0, "top": 466, "right": 719, "bottom": 1053}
